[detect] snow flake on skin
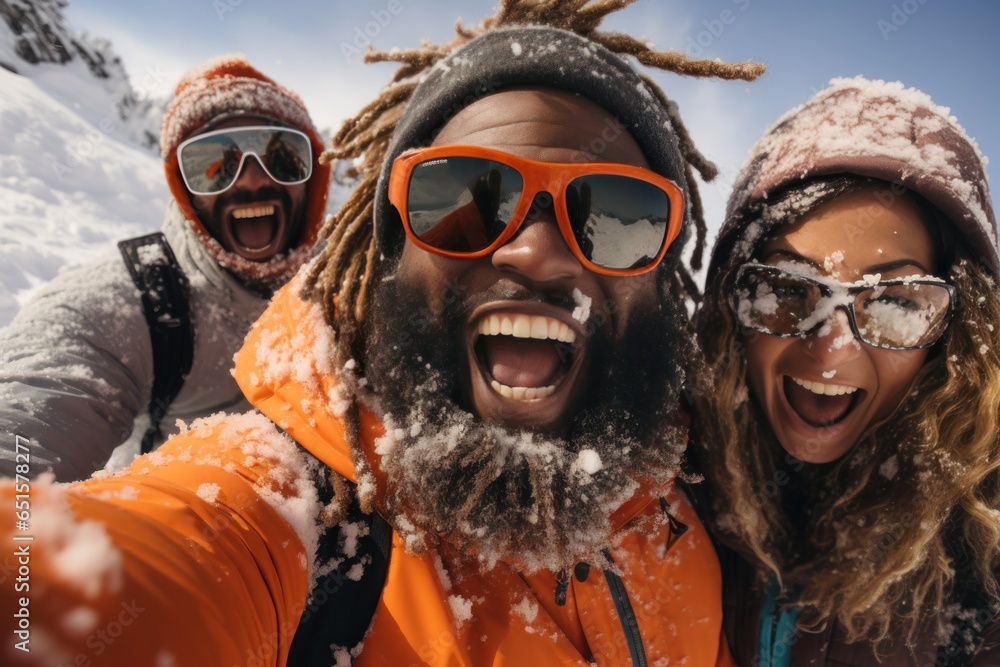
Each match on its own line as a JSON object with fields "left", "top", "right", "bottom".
{"left": 571, "top": 287, "right": 592, "bottom": 324}
{"left": 823, "top": 250, "right": 845, "bottom": 274}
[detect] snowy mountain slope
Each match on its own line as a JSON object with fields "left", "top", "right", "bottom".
{"left": 0, "top": 0, "right": 163, "bottom": 149}
{"left": 0, "top": 0, "right": 171, "bottom": 327}
{"left": 0, "top": 65, "right": 166, "bottom": 326}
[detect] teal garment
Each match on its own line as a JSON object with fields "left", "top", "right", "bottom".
{"left": 758, "top": 578, "right": 801, "bottom": 667}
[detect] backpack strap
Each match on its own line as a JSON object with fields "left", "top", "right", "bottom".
{"left": 118, "top": 232, "right": 193, "bottom": 454}
{"left": 288, "top": 482, "right": 392, "bottom": 665}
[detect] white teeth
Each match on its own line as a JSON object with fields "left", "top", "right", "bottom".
{"left": 232, "top": 204, "right": 276, "bottom": 219}
{"left": 512, "top": 315, "right": 531, "bottom": 338}
{"left": 548, "top": 319, "right": 561, "bottom": 340}
{"left": 791, "top": 377, "right": 859, "bottom": 396}
{"left": 477, "top": 313, "right": 577, "bottom": 344}
{"left": 530, "top": 317, "right": 549, "bottom": 339}
{"left": 490, "top": 379, "right": 556, "bottom": 401}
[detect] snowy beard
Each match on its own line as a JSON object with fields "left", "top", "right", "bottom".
{"left": 197, "top": 186, "right": 310, "bottom": 296}
{"left": 357, "top": 273, "right": 690, "bottom": 572}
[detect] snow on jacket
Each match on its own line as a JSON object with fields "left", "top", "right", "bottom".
{"left": 0, "top": 279, "right": 734, "bottom": 666}
{"left": 0, "top": 202, "right": 265, "bottom": 481}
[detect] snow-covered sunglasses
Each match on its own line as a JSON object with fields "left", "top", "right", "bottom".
{"left": 177, "top": 126, "right": 313, "bottom": 196}
{"left": 388, "top": 145, "right": 685, "bottom": 276}
{"left": 733, "top": 263, "right": 956, "bottom": 350}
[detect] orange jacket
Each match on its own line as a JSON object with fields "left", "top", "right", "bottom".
{"left": 2, "top": 282, "right": 733, "bottom": 666}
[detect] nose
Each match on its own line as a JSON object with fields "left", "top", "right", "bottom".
{"left": 231, "top": 153, "right": 273, "bottom": 189}
{"left": 491, "top": 193, "right": 584, "bottom": 284}
{"left": 802, "top": 308, "right": 863, "bottom": 365}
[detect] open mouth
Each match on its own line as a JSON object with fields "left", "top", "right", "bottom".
{"left": 782, "top": 375, "right": 863, "bottom": 427}
{"left": 474, "top": 312, "right": 578, "bottom": 402}
{"left": 463, "top": 301, "right": 594, "bottom": 432}
{"left": 224, "top": 202, "right": 287, "bottom": 259}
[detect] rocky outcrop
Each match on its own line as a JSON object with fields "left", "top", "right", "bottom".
{"left": 0, "top": 0, "right": 164, "bottom": 150}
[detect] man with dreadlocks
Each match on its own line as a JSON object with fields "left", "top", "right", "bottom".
{"left": 0, "top": 2, "right": 763, "bottom": 665}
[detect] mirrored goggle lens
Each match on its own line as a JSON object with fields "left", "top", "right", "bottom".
{"left": 735, "top": 267, "right": 824, "bottom": 335}
{"left": 567, "top": 174, "right": 670, "bottom": 270}
{"left": 406, "top": 158, "right": 672, "bottom": 270}
{"left": 854, "top": 282, "right": 952, "bottom": 348}
{"left": 736, "top": 266, "right": 953, "bottom": 349}
{"left": 179, "top": 128, "right": 312, "bottom": 194}
{"left": 406, "top": 157, "right": 523, "bottom": 252}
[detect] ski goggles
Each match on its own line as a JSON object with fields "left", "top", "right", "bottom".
{"left": 733, "top": 263, "right": 956, "bottom": 350}
{"left": 387, "top": 145, "right": 685, "bottom": 276}
{"left": 177, "top": 126, "right": 313, "bottom": 195}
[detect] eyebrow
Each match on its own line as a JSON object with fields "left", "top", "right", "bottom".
{"left": 758, "top": 249, "right": 822, "bottom": 269}
{"left": 758, "top": 249, "right": 931, "bottom": 274}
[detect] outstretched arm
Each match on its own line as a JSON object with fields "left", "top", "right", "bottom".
{"left": 1, "top": 412, "right": 318, "bottom": 666}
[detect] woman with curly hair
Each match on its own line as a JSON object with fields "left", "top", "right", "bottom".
{"left": 694, "top": 77, "right": 1000, "bottom": 665}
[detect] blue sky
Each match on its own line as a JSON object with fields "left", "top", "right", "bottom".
{"left": 66, "top": 0, "right": 1000, "bottom": 235}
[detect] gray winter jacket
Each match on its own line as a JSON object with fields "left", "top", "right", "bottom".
{"left": 0, "top": 201, "right": 268, "bottom": 481}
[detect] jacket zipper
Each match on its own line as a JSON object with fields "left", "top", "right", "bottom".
{"left": 604, "top": 570, "right": 647, "bottom": 667}
{"left": 596, "top": 501, "right": 682, "bottom": 666}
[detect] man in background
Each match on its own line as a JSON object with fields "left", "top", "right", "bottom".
{"left": 0, "top": 55, "right": 330, "bottom": 480}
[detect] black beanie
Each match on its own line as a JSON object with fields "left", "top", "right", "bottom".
{"left": 373, "top": 25, "right": 691, "bottom": 258}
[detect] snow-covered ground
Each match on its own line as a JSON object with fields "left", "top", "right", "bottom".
{"left": 0, "top": 63, "right": 166, "bottom": 326}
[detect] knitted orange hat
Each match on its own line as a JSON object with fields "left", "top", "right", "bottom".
{"left": 161, "top": 55, "right": 330, "bottom": 285}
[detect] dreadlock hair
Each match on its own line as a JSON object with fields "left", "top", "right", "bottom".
{"left": 303, "top": 0, "right": 765, "bottom": 371}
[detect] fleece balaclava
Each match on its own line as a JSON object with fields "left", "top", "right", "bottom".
{"left": 161, "top": 55, "right": 330, "bottom": 288}
{"left": 708, "top": 76, "right": 998, "bottom": 280}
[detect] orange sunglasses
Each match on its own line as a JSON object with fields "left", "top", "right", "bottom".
{"left": 388, "top": 145, "right": 685, "bottom": 276}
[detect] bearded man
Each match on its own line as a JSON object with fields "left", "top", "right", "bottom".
{"left": 0, "top": 4, "right": 764, "bottom": 665}
{"left": 0, "top": 56, "right": 330, "bottom": 481}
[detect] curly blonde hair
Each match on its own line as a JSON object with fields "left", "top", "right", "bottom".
{"left": 695, "top": 188, "right": 1000, "bottom": 646}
